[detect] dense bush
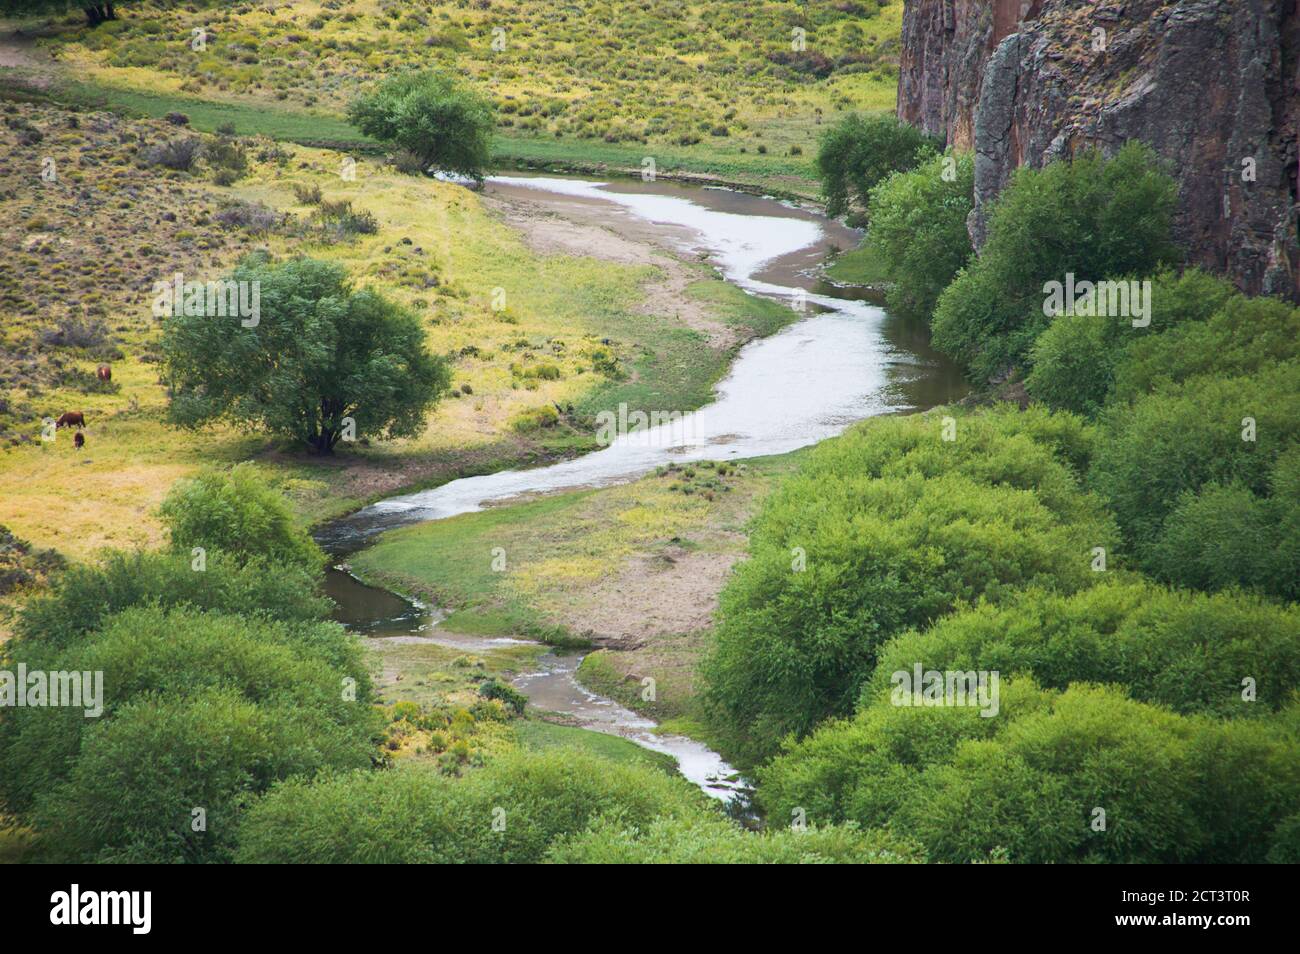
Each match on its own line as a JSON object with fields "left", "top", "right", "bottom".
{"left": 33, "top": 689, "right": 375, "bottom": 863}
{"left": 311, "top": 199, "right": 379, "bottom": 240}
{"left": 158, "top": 463, "right": 324, "bottom": 572}
{"left": 348, "top": 71, "right": 494, "bottom": 182}
{"left": 865, "top": 151, "right": 973, "bottom": 323}
{"left": 868, "top": 581, "right": 1300, "bottom": 717}
{"left": 816, "top": 113, "right": 938, "bottom": 219}
{"left": 1088, "top": 362, "right": 1299, "bottom": 596}
{"left": 11, "top": 548, "right": 329, "bottom": 651}
{"left": 1025, "top": 270, "right": 1287, "bottom": 416}
{"left": 759, "top": 682, "right": 1300, "bottom": 863}
{"left": 932, "top": 143, "right": 1179, "bottom": 383}
{"left": 546, "top": 814, "right": 926, "bottom": 864}
{"left": 235, "top": 749, "right": 707, "bottom": 863}
{"left": 1143, "top": 453, "right": 1299, "bottom": 600}
{"left": 0, "top": 605, "right": 376, "bottom": 821}
{"left": 701, "top": 408, "right": 1114, "bottom": 765}
{"left": 143, "top": 136, "right": 201, "bottom": 171}
{"left": 1110, "top": 291, "right": 1300, "bottom": 405}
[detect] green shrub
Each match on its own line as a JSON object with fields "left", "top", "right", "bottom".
{"left": 759, "top": 682, "right": 1300, "bottom": 863}
{"left": 477, "top": 678, "right": 528, "bottom": 715}
{"left": 236, "top": 748, "right": 707, "bottom": 863}
{"left": 1088, "top": 363, "right": 1300, "bottom": 583}
{"left": 0, "top": 605, "right": 376, "bottom": 815}
{"left": 931, "top": 143, "right": 1179, "bottom": 383}
{"left": 546, "top": 814, "right": 926, "bottom": 864}
{"left": 701, "top": 408, "right": 1115, "bottom": 765}
{"left": 816, "top": 113, "right": 938, "bottom": 218}
{"left": 1027, "top": 270, "right": 1288, "bottom": 416}
{"left": 865, "top": 151, "right": 973, "bottom": 323}
{"left": 11, "top": 549, "right": 329, "bottom": 651}
{"left": 159, "top": 463, "right": 324, "bottom": 571}
{"left": 869, "top": 581, "right": 1300, "bottom": 717}
{"left": 33, "top": 689, "right": 375, "bottom": 863}
{"left": 1144, "top": 454, "right": 1299, "bottom": 600}
{"left": 1110, "top": 291, "right": 1300, "bottom": 404}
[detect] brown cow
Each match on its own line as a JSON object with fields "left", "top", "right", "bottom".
{"left": 97, "top": 364, "right": 111, "bottom": 382}
{"left": 55, "top": 411, "right": 85, "bottom": 429}
{"left": 73, "top": 432, "right": 85, "bottom": 450}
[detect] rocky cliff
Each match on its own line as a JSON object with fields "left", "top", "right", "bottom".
{"left": 897, "top": 0, "right": 1299, "bottom": 301}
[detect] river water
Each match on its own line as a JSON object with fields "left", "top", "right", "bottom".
{"left": 318, "top": 174, "right": 966, "bottom": 801}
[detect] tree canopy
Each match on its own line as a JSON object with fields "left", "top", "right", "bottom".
{"left": 816, "top": 113, "right": 939, "bottom": 220}
{"left": 348, "top": 71, "right": 495, "bottom": 182}
{"left": 163, "top": 256, "right": 449, "bottom": 454}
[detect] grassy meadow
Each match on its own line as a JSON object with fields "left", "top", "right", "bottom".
{"left": 13, "top": 0, "right": 904, "bottom": 194}
{"left": 0, "top": 100, "right": 793, "bottom": 572}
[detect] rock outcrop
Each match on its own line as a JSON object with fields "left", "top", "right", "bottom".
{"left": 898, "top": 0, "right": 1299, "bottom": 301}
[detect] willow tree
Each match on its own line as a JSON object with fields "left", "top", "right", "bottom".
{"left": 163, "top": 256, "right": 450, "bottom": 454}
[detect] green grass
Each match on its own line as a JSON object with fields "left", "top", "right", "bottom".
{"left": 513, "top": 719, "right": 678, "bottom": 772}
{"left": 824, "top": 239, "right": 892, "bottom": 285}
{"left": 367, "top": 638, "right": 547, "bottom": 711}
{"left": 54, "top": 78, "right": 371, "bottom": 147}
{"left": 574, "top": 279, "right": 796, "bottom": 419}
{"left": 493, "top": 134, "right": 821, "bottom": 197}
{"left": 352, "top": 490, "right": 595, "bottom": 643}
{"left": 36, "top": 0, "right": 902, "bottom": 178}
{"left": 44, "top": 76, "right": 826, "bottom": 196}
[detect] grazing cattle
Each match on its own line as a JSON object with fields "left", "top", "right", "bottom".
{"left": 96, "top": 364, "right": 111, "bottom": 382}
{"left": 55, "top": 411, "right": 85, "bottom": 429}
{"left": 73, "top": 432, "right": 85, "bottom": 450}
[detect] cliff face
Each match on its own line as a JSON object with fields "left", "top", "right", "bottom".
{"left": 898, "top": 0, "right": 1300, "bottom": 301}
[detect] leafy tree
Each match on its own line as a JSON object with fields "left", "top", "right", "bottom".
{"left": 34, "top": 689, "right": 375, "bottom": 863}
{"left": 0, "top": 605, "right": 375, "bottom": 819}
{"left": 547, "top": 815, "right": 926, "bottom": 864}
{"left": 1110, "top": 290, "right": 1300, "bottom": 404}
{"left": 816, "top": 113, "right": 939, "bottom": 220}
{"left": 1145, "top": 453, "right": 1300, "bottom": 601}
{"left": 163, "top": 256, "right": 450, "bottom": 454}
{"left": 158, "top": 463, "right": 324, "bottom": 571}
{"left": 865, "top": 151, "right": 973, "bottom": 322}
{"left": 931, "top": 143, "right": 1179, "bottom": 383}
{"left": 11, "top": 548, "right": 328, "bottom": 652}
{"left": 759, "top": 682, "right": 1300, "bottom": 863}
{"left": 348, "top": 71, "right": 494, "bottom": 182}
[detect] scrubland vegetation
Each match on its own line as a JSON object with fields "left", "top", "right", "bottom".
{"left": 2, "top": 1, "right": 1297, "bottom": 867}
{"left": 14, "top": 0, "right": 905, "bottom": 192}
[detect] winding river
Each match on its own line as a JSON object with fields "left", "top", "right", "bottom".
{"left": 317, "top": 174, "right": 967, "bottom": 801}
